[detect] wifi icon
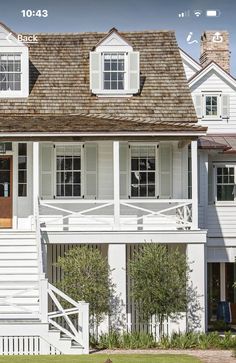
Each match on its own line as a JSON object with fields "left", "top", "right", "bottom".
{"left": 194, "top": 10, "right": 203, "bottom": 17}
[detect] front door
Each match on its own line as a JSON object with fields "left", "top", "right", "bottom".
{"left": 0, "top": 156, "right": 12, "bottom": 228}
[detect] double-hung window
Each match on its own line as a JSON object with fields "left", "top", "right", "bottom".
{"left": 205, "top": 95, "right": 218, "bottom": 117}
{"left": 215, "top": 166, "right": 236, "bottom": 202}
{"left": 0, "top": 53, "right": 21, "bottom": 91}
{"left": 103, "top": 53, "right": 125, "bottom": 90}
{"left": 130, "top": 145, "right": 156, "bottom": 198}
{"left": 56, "top": 145, "right": 82, "bottom": 198}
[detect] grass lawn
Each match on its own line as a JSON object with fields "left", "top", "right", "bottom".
{"left": 0, "top": 354, "right": 201, "bottom": 363}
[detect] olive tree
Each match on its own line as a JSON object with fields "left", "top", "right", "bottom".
{"left": 129, "top": 244, "right": 190, "bottom": 336}
{"left": 55, "top": 246, "right": 114, "bottom": 332}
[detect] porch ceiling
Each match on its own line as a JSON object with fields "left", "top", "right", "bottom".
{"left": 0, "top": 114, "right": 207, "bottom": 139}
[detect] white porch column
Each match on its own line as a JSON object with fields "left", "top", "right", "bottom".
{"left": 186, "top": 243, "right": 206, "bottom": 332}
{"left": 191, "top": 140, "right": 198, "bottom": 229}
{"left": 33, "top": 141, "right": 39, "bottom": 216}
{"left": 113, "top": 141, "right": 120, "bottom": 229}
{"left": 108, "top": 244, "right": 126, "bottom": 331}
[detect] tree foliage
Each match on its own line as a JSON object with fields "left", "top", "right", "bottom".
{"left": 129, "top": 244, "right": 189, "bottom": 331}
{"left": 55, "top": 246, "right": 113, "bottom": 326}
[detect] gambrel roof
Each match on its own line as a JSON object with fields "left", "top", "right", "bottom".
{"left": 0, "top": 28, "right": 198, "bottom": 121}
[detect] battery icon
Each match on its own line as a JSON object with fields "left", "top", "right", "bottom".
{"left": 206, "top": 10, "right": 221, "bottom": 17}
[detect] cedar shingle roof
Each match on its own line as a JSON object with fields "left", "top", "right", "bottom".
{"left": 0, "top": 115, "right": 206, "bottom": 134}
{"left": 0, "top": 29, "right": 198, "bottom": 127}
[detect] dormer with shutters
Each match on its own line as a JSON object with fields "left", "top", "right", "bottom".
{"left": 0, "top": 23, "right": 29, "bottom": 98}
{"left": 90, "top": 28, "right": 140, "bottom": 96}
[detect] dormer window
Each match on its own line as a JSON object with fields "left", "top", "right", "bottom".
{"left": 0, "top": 23, "right": 29, "bottom": 98}
{"left": 90, "top": 28, "right": 139, "bottom": 96}
{"left": 103, "top": 53, "right": 125, "bottom": 90}
{"left": 0, "top": 53, "right": 21, "bottom": 91}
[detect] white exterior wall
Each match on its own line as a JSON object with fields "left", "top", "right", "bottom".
{"left": 191, "top": 71, "right": 236, "bottom": 133}
{"left": 182, "top": 60, "right": 198, "bottom": 80}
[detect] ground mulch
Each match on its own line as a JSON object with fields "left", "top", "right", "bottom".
{"left": 95, "top": 349, "right": 236, "bottom": 363}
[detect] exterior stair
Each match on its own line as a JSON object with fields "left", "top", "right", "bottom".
{"left": 0, "top": 232, "right": 40, "bottom": 319}
{"left": 0, "top": 231, "right": 89, "bottom": 355}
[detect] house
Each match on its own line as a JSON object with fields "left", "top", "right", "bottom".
{"left": 0, "top": 22, "right": 209, "bottom": 355}
{"left": 181, "top": 31, "right": 236, "bottom": 328}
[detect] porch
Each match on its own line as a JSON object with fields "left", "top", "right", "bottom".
{"left": 0, "top": 139, "right": 199, "bottom": 234}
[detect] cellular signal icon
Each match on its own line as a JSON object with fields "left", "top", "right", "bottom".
{"left": 178, "top": 10, "right": 190, "bottom": 18}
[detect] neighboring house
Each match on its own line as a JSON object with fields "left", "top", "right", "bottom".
{"left": 181, "top": 31, "right": 236, "bottom": 328}
{"left": 0, "top": 22, "right": 208, "bottom": 355}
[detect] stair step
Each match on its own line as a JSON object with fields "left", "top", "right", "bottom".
{"left": 0, "top": 290, "right": 39, "bottom": 297}
{"left": 0, "top": 267, "right": 38, "bottom": 274}
{"left": 0, "top": 260, "right": 37, "bottom": 267}
{"left": 0, "top": 282, "right": 39, "bottom": 289}
{"left": 0, "top": 253, "right": 37, "bottom": 260}
{"left": 0, "top": 275, "right": 38, "bottom": 282}
{"left": 0, "top": 240, "right": 36, "bottom": 246}
{"left": 0, "top": 246, "right": 37, "bottom": 253}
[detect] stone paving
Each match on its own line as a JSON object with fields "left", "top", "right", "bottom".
{"left": 95, "top": 349, "right": 236, "bottom": 362}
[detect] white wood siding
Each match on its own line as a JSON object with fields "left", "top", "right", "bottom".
{"left": 182, "top": 60, "right": 197, "bottom": 80}
{"left": 191, "top": 71, "right": 236, "bottom": 133}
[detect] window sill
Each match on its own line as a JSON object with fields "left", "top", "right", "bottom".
{"left": 96, "top": 93, "right": 133, "bottom": 98}
{"left": 213, "top": 202, "right": 236, "bottom": 206}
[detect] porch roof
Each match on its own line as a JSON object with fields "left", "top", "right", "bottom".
{"left": 0, "top": 114, "right": 207, "bottom": 138}
{"left": 198, "top": 136, "right": 236, "bottom": 153}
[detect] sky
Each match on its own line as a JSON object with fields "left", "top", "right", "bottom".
{"left": 1, "top": 0, "right": 236, "bottom": 74}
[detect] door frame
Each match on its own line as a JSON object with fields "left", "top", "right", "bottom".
{"left": 0, "top": 155, "right": 13, "bottom": 228}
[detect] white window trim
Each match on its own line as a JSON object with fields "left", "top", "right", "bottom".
{"left": 53, "top": 143, "right": 84, "bottom": 199}
{"left": 213, "top": 163, "right": 236, "bottom": 205}
{"left": 202, "top": 92, "right": 222, "bottom": 120}
{"left": 0, "top": 46, "right": 29, "bottom": 98}
{"left": 98, "top": 52, "right": 129, "bottom": 95}
{"left": 128, "top": 142, "right": 159, "bottom": 199}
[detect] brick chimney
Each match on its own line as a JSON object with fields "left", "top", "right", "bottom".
{"left": 200, "top": 31, "right": 230, "bottom": 72}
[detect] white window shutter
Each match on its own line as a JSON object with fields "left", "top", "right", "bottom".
{"left": 222, "top": 94, "right": 230, "bottom": 119}
{"left": 159, "top": 144, "right": 172, "bottom": 198}
{"left": 120, "top": 143, "right": 128, "bottom": 198}
{"left": 90, "top": 52, "right": 101, "bottom": 93}
{"left": 193, "top": 95, "right": 202, "bottom": 118}
{"left": 128, "top": 51, "right": 140, "bottom": 94}
{"left": 40, "top": 144, "right": 53, "bottom": 199}
{"left": 84, "top": 143, "right": 97, "bottom": 198}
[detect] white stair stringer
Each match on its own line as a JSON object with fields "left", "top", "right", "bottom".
{"left": 0, "top": 232, "right": 40, "bottom": 319}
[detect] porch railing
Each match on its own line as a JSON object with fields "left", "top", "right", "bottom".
{"left": 39, "top": 198, "right": 192, "bottom": 231}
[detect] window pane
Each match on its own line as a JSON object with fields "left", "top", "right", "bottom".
{"left": 0, "top": 53, "right": 21, "bottom": 91}
{"left": 73, "top": 185, "right": 81, "bottom": 196}
{"left": 130, "top": 146, "right": 156, "bottom": 198}
{"left": 18, "top": 143, "right": 27, "bottom": 197}
{"left": 65, "top": 185, "right": 72, "bottom": 196}
{"left": 56, "top": 146, "right": 81, "bottom": 197}
{"left": 18, "top": 171, "right": 26, "bottom": 183}
{"left": 217, "top": 185, "right": 234, "bottom": 201}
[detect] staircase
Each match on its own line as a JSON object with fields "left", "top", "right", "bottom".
{"left": 0, "top": 231, "right": 40, "bottom": 319}
{"left": 0, "top": 231, "right": 89, "bottom": 355}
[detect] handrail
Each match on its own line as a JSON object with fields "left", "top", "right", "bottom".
{"left": 35, "top": 197, "right": 43, "bottom": 276}
{"left": 47, "top": 282, "right": 89, "bottom": 353}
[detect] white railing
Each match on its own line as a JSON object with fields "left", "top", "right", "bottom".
{"left": 45, "top": 282, "right": 89, "bottom": 354}
{"left": 39, "top": 198, "right": 192, "bottom": 231}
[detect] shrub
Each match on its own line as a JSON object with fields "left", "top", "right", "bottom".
{"left": 91, "top": 330, "right": 236, "bottom": 350}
